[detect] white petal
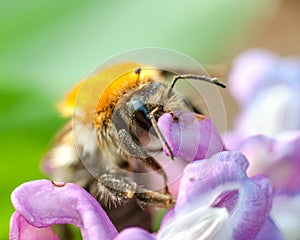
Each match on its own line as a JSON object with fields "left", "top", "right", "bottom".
{"left": 157, "top": 207, "right": 232, "bottom": 240}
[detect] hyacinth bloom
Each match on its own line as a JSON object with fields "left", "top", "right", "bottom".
{"left": 9, "top": 112, "right": 282, "bottom": 240}
{"left": 227, "top": 49, "right": 300, "bottom": 141}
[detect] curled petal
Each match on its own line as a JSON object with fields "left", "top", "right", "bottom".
{"left": 10, "top": 211, "right": 60, "bottom": 240}
{"left": 114, "top": 227, "right": 155, "bottom": 240}
{"left": 174, "top": 151, "right": 274, "bottom": 240}
{"left": 10, "top": 180, "right": 118, "bottom": 240}
{"left": 157, "top": 111, "right": 224, "bottom": 162}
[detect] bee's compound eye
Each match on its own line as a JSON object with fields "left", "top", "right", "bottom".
{"left": 132, "top": 100, "right": 149, "bottom": 118}
{"left": 132, "top": 99, "right": 151, "bottom": 130}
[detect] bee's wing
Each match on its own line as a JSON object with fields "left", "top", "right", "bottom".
{"left": 45, "top": 62, "right": 144, "bottom": 181}
{"left": 43, "top": 62, "right": 161, "bottom": 231}
{"left": 41, "top": 120, "right": 98, "bottom": 187}
{"left": 43, "top": 63, "right": 142, "bottom": 183}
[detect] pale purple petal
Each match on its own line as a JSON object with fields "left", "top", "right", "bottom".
{"left": 233, "top": 84, "right": 300, "bottom": 137}
{"left": 174, "top": 151, "right": 274, "bottom": 240}
{"left": 233, "top": 131, "right": 300, "bottom": 194}
{"left": 223, "top": 131, "right": 245, "bottom": 150}
{"left": 10, "top": 211, "right": 60, "bottom": 240}
{"left": 157, "top": 111, "right": 225, "bottom": 162}
{"left": 228, "top": 49, "right": 300, "bottom": 140}
{"left": 114, "top": 227, "right": 155, "bottom": 240}
{"left": 271, "top": 131, "right": 300, "bottom": 192}
{"left": 230, "top": 135, "right": 274, "bottom": 176}
{"left": 10, "top": 180, "right": 118, "bottom": 240}
{"left": 271, "top": 193, "right": 300, "bottom": 239}
{"left": 229, "top": 49, "right": 300, "bottom": 106}
{"left": 229, "top": 49, "right": 278, "bottom": 105}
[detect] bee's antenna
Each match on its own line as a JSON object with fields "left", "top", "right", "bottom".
{"left": 170, "top": 74, "right": 226, "bottom": 89}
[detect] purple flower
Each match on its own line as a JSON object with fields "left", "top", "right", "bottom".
{"left": 9, "top": 111, "right": 282, "bottom": 239}
{"left": 226, "top": 49, "right": 300, "bottom": 142}
{"left": 10, "top": 152, "right": 281, "bottom": 240}
{"left": 226, "top": 49, "right": 300, "bottom": 239}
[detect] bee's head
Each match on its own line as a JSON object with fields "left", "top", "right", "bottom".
{"left": 127, "top": 82, "right": 190, "bottom": 128}
{"left": 112, "top": 82, "right": 192, "bottom": 150}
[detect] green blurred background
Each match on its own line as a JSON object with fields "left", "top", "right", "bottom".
{"left": 0, "top": 0, "right": 289, "bottom": 238}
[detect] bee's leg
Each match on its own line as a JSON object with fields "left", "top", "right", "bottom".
{"left": 118, "top": 129, "right": 170, "bottom": 194}
{"left": 134, "top": 185, "right": 175, "bottom": 208}
{"left": 93, "top": 173, "right": 137, "bottom": 208}
{"left": 94, "top": 173, "right": 174, "bottom": 209}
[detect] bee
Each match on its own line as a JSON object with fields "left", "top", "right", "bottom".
{"left": 42, "top": 62, "right": 224, "bottom": 230}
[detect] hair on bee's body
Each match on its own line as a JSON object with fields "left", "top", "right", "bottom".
{"left": 42, "top": 62, "right": 225, "bottom": 231}
{"left": 43, "top": 64, "right": 181, "bottom": 207}
{"left": 92, "top": 70, "right": 193, "bottom": 205}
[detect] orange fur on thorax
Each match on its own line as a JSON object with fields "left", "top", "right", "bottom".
{"left": 94, "top": 69, "right": 158, "bottom": 129}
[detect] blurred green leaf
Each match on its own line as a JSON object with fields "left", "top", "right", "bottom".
{"left": 0, "top": 76, "right": 65, "bottom": 236}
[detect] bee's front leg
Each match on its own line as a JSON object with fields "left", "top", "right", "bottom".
{"left": 117, "top": 129, "right": 170, "bottom": 194}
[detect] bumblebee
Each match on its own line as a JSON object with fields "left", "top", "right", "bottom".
{"left": 42, "top": 62, "right": 224, "bottom": 230}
